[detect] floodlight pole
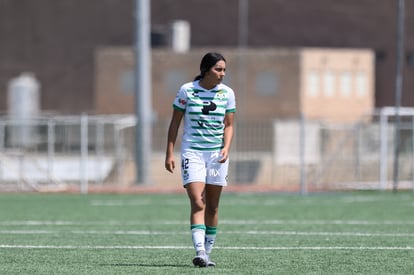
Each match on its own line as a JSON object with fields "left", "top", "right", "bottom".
{"left": 238, "top": 0, "right": 248, "bottom": 48}
{"left": 237, "top": 0, "right": 248, "bottom": 120}
{"left": 134, "top": 0, "right": 152, "bottom": 185}
{"left": 393, "top": 0, "right": 405, "bottom": 192}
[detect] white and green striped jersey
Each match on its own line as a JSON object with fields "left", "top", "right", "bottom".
{"left": 173, "top": 80, "right": 236, "bottom": 151}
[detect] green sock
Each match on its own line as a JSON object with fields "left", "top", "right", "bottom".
{"left": 205, "top": 226, "right": 217, "bottom": 254}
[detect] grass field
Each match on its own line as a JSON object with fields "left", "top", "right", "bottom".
{"left": 0, "top": 190, "right": 413, "bottom": 274}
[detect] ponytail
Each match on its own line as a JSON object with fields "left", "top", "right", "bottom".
{"left": 194, "top": 75, "right": 202, "bottom": 81}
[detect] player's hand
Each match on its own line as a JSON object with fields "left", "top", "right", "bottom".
{"left": 165, "top": 157, "right": 175, "bottom": 173}
{"left": 218, "top": 148, "right": 228, "bottom": 163}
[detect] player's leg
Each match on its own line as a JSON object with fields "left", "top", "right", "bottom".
{"left": 186, "top": 182, "right": 206, "bottom": 225}
{"left": 204, "top": 184, "right": 223, "bottom": 225}
{"left": 182, "top": 149, "right": 209, "bottom": 267}
{"left": 203, "top": 151, "right": 228, "bottom": 266}
{"left": 182, "top": 149, "right": 208, "bottom": 227}
{"left": 186, "top": 182, "right": 208, "bottom": 267}
{"left": 204, "top": 184, "right": 223, "bottom": 267}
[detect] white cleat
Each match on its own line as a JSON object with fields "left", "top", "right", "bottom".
{"left": 192, "top": 251, "right": 208, "bottom": 268}
{"left": 207, "top": 255, "right": 216, "bottom": 267}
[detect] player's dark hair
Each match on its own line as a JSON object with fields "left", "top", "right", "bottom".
{"left": 194, "top": 52, "right": 226, "bottom": 81}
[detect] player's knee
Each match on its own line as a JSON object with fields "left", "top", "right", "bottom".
{"left": 191, "top": 198, "right": 205, "bottom": 212}
{"left": 205, "top": 205, "right": 218, "bottom": 217}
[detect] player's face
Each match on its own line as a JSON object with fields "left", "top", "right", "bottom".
{"left": 206, "top": 60, "right": 226, "bottom": 84}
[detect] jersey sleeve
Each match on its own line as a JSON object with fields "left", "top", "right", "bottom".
{"left": 226, "top": 88, "right": 236, "bottom": 113}
{"left": 172, "top": 86, "right": 187, "bottom": 112}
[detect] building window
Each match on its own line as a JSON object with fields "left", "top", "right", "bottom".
{"left": 323, "top": 70, "right": 335, "bottom": 97}
{"left": 340, "top": 71, "right": 352, "bottom": 98}
{"left": 166, "top": 70, "right": 187, "bottom": 93}
{"left": 307, "top": 70, "right": 319, "bottom": 97}
{"left": 256, "top": 71, "right": 278, "bottom": 96}
{"left": 356, "top": 71, "right": 367, "bottom": 97}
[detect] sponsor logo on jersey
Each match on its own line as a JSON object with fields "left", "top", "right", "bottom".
{"left": 179, "top": 98, "right": 186, "bottom": 105}
{"left": 209, "top": 168, "right": 220, "bottom": 177}
{"left": 202, "top": 101, "right": 217, "bottom": 115}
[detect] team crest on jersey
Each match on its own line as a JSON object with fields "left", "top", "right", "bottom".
{"left": 216, "top": 90, "right": 226, "bottom": 100}
{"left": 179, "top": 98, "right": 186, "bottom": 105}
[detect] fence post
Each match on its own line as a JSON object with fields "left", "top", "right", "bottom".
{"left": 379, "top": 110, "right": 388, "bottom": 190}
{"left": 80, "top": 113, "right": 88, "bottom": 194}
{"left": 355, "top": 123, "right": 361, "bottom": 183}
{"left": 0, "top": 121, "right": 4, "bottom": 151}
{"left": 300, "top": 113, "right": 307, "bottom": 195}
{"left": 412, "top": 117, "right": 414, "bottom": 193}
{"left": 0, "top": 122, "right": 4, "bottom": 181}
{"left": 96, "top": 120, "right": 104, "bottom": 185}
{"left": 18, "top": 152, "right": 24, "bottom": 190}
{"left": 47, "top": 119, "right": 55, "bottom": 184}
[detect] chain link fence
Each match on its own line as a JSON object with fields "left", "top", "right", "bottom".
{"left": 1, "top": 111, "right": 413, "bottom": 192}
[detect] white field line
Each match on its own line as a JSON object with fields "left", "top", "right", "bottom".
{"left": 0, "top": 230, "right": 53, "bottom": 234}
{"left": 223, "top": 220, "right": 414, "bottom": 225}
{"left": 0, "top": 244, "right": 414, "bottom": 251}
{"left": 1, "top": 229, "right": 414, "bottom": 238}
{"left": 227, "top": 231, "right": 414, "bottom": 237}
{"left": 89, "top": 195, "right": 414, "bottom": 206}
{"left": 90, "top": 200, "right": 186, "bottom": 206}
{"left": 1, "top": 219, "right": 414, "bottom": 226}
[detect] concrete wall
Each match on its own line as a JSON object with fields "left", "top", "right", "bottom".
{"left": 94, "top": 48, "right": 374, "bottom": 122}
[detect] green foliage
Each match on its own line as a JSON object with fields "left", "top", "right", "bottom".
{"left": 0, "top": 191, "right": 413, "bottom": 274}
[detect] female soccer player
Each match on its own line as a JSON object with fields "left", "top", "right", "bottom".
{"left": 165, "top": 52, "right": 236, "bottom": 267}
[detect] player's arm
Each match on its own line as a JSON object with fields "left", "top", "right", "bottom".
{"left": 219, "top": 112, "right": 235, "bottom": 163}
{"left": 165, "top": 109, "right": 184, "bottom": 172}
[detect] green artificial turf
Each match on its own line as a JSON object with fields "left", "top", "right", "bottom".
{"left": 0, "top": 191, "right": 413, "bottom": 274}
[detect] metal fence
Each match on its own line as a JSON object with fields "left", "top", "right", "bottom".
{"left": 1, "top": 111, "right": 414, "bottom": 192}
{"left": 0, "top": 114, "right": 136, "bottom": 192}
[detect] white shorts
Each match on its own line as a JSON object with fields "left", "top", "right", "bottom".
{"left": 181, "top": 149, "right": 229, "bottom": 187}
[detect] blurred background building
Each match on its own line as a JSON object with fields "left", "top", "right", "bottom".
{"left": 0, "top": 0, "right": 413, "bottom": 191}
{"left": 95, "top": 47, "right": 374, "bottom": 123}
{"left": 0, "top": 0, "right": 413, "bottom": 114}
